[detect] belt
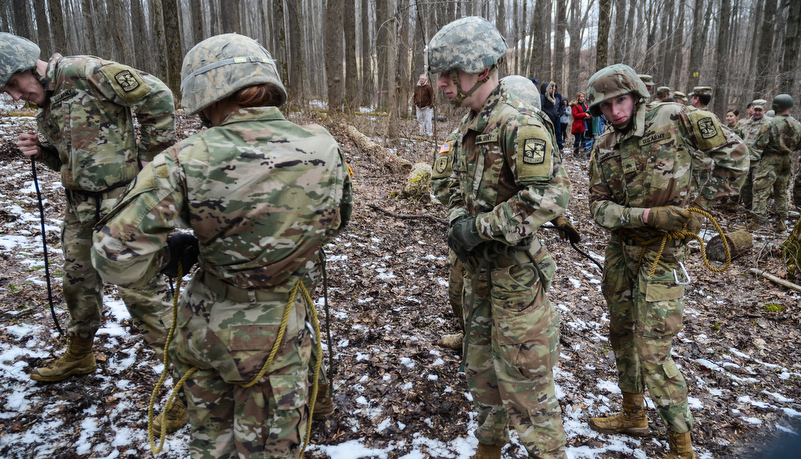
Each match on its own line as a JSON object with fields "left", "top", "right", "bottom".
{"left": 620, "top": 235, "right": 684, "bottom": 248}
{"left": 202, "top": 272, "right": 290, "bottom": 303}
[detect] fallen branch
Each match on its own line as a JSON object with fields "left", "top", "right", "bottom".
{"left": 339, "top": 123, "right": 411, "bottom": 174}
{"left": 367, "top": 203, "right": 447, "bottom": 226}
{"left": 748, "top": 268, "right": 801, "bottom": 293}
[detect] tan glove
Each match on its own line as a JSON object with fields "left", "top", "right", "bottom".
{"left": 646, "top": 206, "right": 692, "bottom": 231}
{"left": 553, "top": 216, "right": 581, "bottom": 244}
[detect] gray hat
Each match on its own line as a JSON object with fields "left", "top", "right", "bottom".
{"left": 689, "top": 86, "right": 712, "bottom": 97}
{"left": 637, "top": 74, "right": 654, "bottom": 87}
{"left": 751, "top": 99, "right": 768, "bottom": 110}
{"left": 673, "top": 91, "right": 688, "bottom": 102}
{"left": 656, "top": 86, "right": 671, "bottom": 97}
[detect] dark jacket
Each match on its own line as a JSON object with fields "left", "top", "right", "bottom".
{"left": 413, "top": 83, "right": 434, "bottom": 108}
{"left": 539, "top": 82, "right": 565, "bottom": 122}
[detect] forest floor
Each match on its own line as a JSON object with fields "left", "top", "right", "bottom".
{"left": 0, "top": 102, "right": 800, "bottom": 458}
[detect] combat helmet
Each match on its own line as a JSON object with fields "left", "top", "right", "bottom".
{"left": 500, "top": 75, "right": 541, "bottom": 110}
{"left": 426, "top": 16, "right": 507, "bottom": 106}
{"left": 772, "top": 94, "right": 794, "bottom": 111}
{"left": 586, "top": 64, "right": 650, "bottom": 116}
{"left": 0, "top": 33, "right": 41, "bottom": 90}
{"left": 180, "top": 33, "right": 286, "bottom": 115}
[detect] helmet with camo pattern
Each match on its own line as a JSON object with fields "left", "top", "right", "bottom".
{"left": 426, "top": 16, "right": 507, "bottom": 75}
{"left": 500, "top": 75, "right": 541, "bottom": 110}
{"left": 180, "top": 33, "right": 286, "bottom": 115}
{"left": 0, "top": 33, "right": 40, "bottom": 91}
{"left": 587, "top": 64, "right": 650, "bottom": 116}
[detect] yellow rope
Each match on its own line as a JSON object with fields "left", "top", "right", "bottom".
{"left": 627, "top": 207, "right": 731, "bottom": 278}
{"left": 147, "top": 269, "right": 322, "bottom": 456}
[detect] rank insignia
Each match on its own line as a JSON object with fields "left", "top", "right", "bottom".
{"left": 523, "top": 138, "right": 546, "bottom": 164}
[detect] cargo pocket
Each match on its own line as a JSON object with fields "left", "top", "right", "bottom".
{"left": 269, "top": 373, "right": 308, "bottom": 445}
{"left": 642, "top": 280, "right": 685, "bottom": 340}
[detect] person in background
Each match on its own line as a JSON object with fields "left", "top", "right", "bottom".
{"left": 540, "top": 81, "right": 566, "bottom": 152}
{"left": 726, "top": 109, "right": 740, "bottom": 129}
{"left": 570, "top": 91, "right": 591, "bottom": 158}
{"left": 413, "top": 73, "right": 435, "bottom": 137}
{"left": 673, "top": 91, "right": 688, "bottom": 105}
{"left": 91, "top": 33, "right": 352, "bottom": 457}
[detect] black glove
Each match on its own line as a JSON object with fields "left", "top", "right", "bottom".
{"left": 552, "top": 215, "right": 581, "bottom": 244}
{"left": 162, "top": 233, "right": 199, "bottom": 277}
{"left": 447, "top": 216, "right": 483, "bottom": 263}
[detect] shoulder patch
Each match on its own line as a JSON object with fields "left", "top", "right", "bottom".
{"left": 517, "top": 126, "right": 553, "bottom": 180}
{"left": 100, "top": 63, "right": 151, "bottom": 105}
{"left": 687, "top": 110, "right": 726, "bottom": 150}
{"left": 438, "top": 141, "right": 451, "bottom": 154}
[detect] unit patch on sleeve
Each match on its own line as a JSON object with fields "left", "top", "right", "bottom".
{"left": 697, "top": 117, "right": 717, "bottom": 139}
{"left": 517, "top": 125, "right": 552, "bottom": 180}
{"left": 687, "top": 110, "right": 726, "bottom": 150}
{"left": 101, "top": 63, "right": 151, "bottom": 104}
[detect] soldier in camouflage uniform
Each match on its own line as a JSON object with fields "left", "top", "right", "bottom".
{"left": 433, "top": 76, "right": 543, "bottom": 352}
{"left": 1, "top": 32, "right": 177, "bottom": 391}
{"left": 750, "top": 95, "right": 801, "bottom": 232}
{"left": 673, "top": 91, "right": 688, "bottom": 106}
{"left": 735, "top": 99, "right": 771, "bottom": 213}
{"left": 586, "top": 64, "right": 747, "bottom": 459}
{"left": 91, "top": 34, "right": 352, "bottom": 458}
{"left": 688, "top": 86, "right": 713, "bottom": 110}
{"left": 428, "top": 17, "right": 571, "bottom": 459}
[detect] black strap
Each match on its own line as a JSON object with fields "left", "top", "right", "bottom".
{"left": 31, "top": 158, "right": 64, "bottom": 336}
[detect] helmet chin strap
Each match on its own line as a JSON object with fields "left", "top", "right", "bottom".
{"left": 449, "top": 66, "right": 497, "bottom": 107}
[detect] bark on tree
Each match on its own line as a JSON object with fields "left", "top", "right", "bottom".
{"left": 754, "top": 0, "right": 779, "bottom": 98}
{"left": 554, "top": 0, "right": 567, "bottom": 88}
{"left": 325, "top": 0, "right": 345, "bottom": 114}
{"left": 189, "top": 0, "right": 204, "bottom": 45}
{"left": 221, "top": 0, "right": 241, "bottom": 33}
{"left": 344, "top": 0, "right": 359, "bottom": 112}
{"left": 11, "top": 0, "right": 32, "bottom": 40}
{"left": 780, "top": 0, "right": 801, "bottom": 94}
{"left": 50, "top": 0, "right": 68, "bottom": 53}
{"left": 275, "top": 0, "right": 289, "bottom": 91}
{"left": 109, "top": 0, "right": 134, "bottom": 65}
{"left": 33, "top": 0, "right": 51, "bottom": 59}
{"left": 394, "top": 0, "right": 410, "bottom": 120}
{"left": 688, "top": 0, "right": 706, "bottom": 90}
{"left": 713, "top": 0, "right": 732, "bottom": 116}
{"left": 360, "top": 0, "right": 373, "bottom": 106}
{"left": 612, "top": 0, "right": 626, "bottom": 63}
{"left": 596, "top": 0, "right": 612, "bottom": 71}
{"left": 287, "top": 0, "right": 306, "bottom": 103}
{"left": 162, "top": 0, "right": 183, "bottom": 101}
{"left": 375, "top": 0, "right": 393, "bottom": 112}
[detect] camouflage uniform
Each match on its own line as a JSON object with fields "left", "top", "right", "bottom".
{"left": 588, "top": 70, "right": 747, "bottom": 435}
{"left": 734, "top": 101, "right": 771, "bottom": 210}
{"left": 35, "top": 54, "right": 175, "bottom": 348}
{"left": 751, "top": 113, "right": 801, "bottom": 223}
{"left": 92, "top": 34, "right": 353, "bottom": 458}
{"left": 437, "top": 84, "right": 570, "bottom": 457}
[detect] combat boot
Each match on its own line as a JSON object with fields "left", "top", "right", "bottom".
{"left": 470, "top": 443, "right": 502, "bottom": 459}
{"left": 152, "top": 398, "right": 189, "bottom": 436}
{"left": 30, "top": 336, "right": 96, "bottom": 382}
{"left": 663, "top": 430, "right": 696, "bottom": 459}
{"left": 587, "top": 392, "right": 650, "bottom": 436}
{"left": 439, "top": 332, "right": 464, "bottom": 350}
{"left": 312, "top": 383, "right": 335, "bottom": 420}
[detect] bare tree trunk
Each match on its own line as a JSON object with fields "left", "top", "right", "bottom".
{"left": 513, "top": 0, "right": 519, "bottom": 75}
{"left": 496, "top": 0, "right": 507, "bottom": 75}
{"left": 287, "top": 0, "right": 306, "bottom": 103}
{"left": 189, "top": 0, "right": 204, "bottom": 45}
{"left": 162, "top": 0, "right": 182, "bottom": 101}
{"left": 50, "top": 0, "right": 68, "bottom": 53}
{"left": 780, "top": 0, "right": 801, "bottom": 94}
{"left": 612, "top": 0, "right": 625, "bottom": 63}
{"left": 521, "top": 0, "right": 529, "bottom": 76}
{"left": 658, "top": 0, "right": 675, "bottom": 86}
{"left": 33, "top": 0, "right": 51, "bottom": 58}
{"left": 623, "top": 0, "right": 636, "bottom": 62}
{"left": 344, "top": 0, "right": 359, "bottom": 112}
{"left": 325, "top": 0, "right": 344, "bottom": 114}
{"left": 754, "top": 0, "right": 779, "bottom": 98}
{"left": 688, "top": 0, "right": 706, "bottom": 89}
{"left": 713, "top": 0, "right": 732, "bottom": 115}
{"left": 541, "top": 0, "right": 552, "bottom": 81}
{"left": 275, "top": 0, "right": 288, "bottom": 89}
{"left": 669, "top": 0, "right": 685, "bottom": 89}
{"left": 361, "top": 0, "right": 374, "bottom": 107}
{"left": 11, "top": 0, "right": 32, "bottom": 40}
{"left": 596, "top": 0, "right": 612, "bottom": 71}
{"left": 375, "top": 0, "right": 393, "bottom": 112}
{"left": 567, "top": 0, "right": 581, "bottom": 99}
{"left": 395, "top": 0, "right": 410, "bottom": 119}
{"left": 553, "top": 0, "right": 567, "bottom": 87}
{"left": 221, "top": 0, "right": 241, "bottom": 33}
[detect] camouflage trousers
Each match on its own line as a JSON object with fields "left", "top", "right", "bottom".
{"left": 738, "top": 161, "right": 759, "bottom": 210}
{"left": 170, "top": 272, "right": 311, "bottom": 459}
{"left": 461, "top": 260, "right": 566, "bottom": 458}
{"left": 447, "top": 249, "right": 465, "bottom": 330}
{"left": 62, "top": 202, "right": 171, "bottom": 351}
{"left": 752, "top": 152, "right": 792, "bottom": 221}
{"left": 601, "top": 236, "right": 693, "bottom": 434}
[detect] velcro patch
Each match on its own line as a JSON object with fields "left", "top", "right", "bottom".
{"left": 433, "top": 155, "right": 450, "bottom": 176}
{"left": 101, "top": 63, "right": 151, "bottom": 105}
{"left": 438, "top": 142, "right": 451, "bottom": 154}
{"left": 517, "top": 126, "right": 552, "bottom": 180}
{"left": 639, "top": 132, "right": 666, "bottom": 146}
{"left": 51, "top": 88, "right": 77, "bottom": 105}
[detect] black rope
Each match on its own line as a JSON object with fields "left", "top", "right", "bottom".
{"left": 31, "top": 158, "right": 64, "bottom": 335}
{"left": 543, "top": 223, "right": 605, "bottom": 273}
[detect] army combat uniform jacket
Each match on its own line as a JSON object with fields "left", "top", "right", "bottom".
{"left": 92, "top": 107, "right": 352, "bottom": 457}
{"left": 750, "top": 114, "right": 801, "bottom": 221}
{"left": 588, "top": 101, "right": 747, "bottom": 434}
{"left": 433, "top": 83, "right": 570, "bottom": 457}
